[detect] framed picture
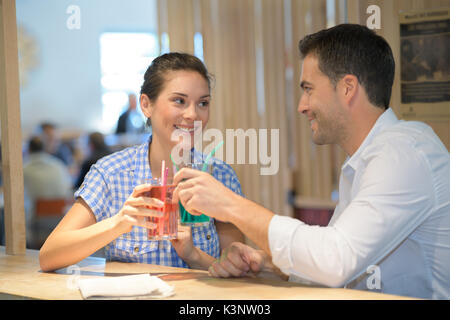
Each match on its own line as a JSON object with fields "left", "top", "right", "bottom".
{"left": 399, "top": 8, "right": 450, "bottom": 121}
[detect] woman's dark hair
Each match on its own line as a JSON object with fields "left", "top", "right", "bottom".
{"left": 298, "top": 24, "right": 395, "bottom": 109}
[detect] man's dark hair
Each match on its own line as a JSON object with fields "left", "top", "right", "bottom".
{"left": 28, "top": 136, "right": 44, "bottom": 153}
{"left": 88, "top": 132, "right": 108, "bottom": 151}
{"left": 40, "top": 122, "right": 56, "bottom": 131}
{"left": 298, "top": 24, "right": 395, "bottom": 109}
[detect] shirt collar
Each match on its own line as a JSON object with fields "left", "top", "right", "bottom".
{"left": 343, "top": 108, "right": 399, "bottom": 172}
{"left": 131, "top": 134, "right": 152, "bottom": 184}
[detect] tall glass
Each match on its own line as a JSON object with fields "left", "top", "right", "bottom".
{"left": 178, "top": 162, "right": 213, "bottom": 226}
{"left": 140, "top": 177, "right": 179, "bottom": 240}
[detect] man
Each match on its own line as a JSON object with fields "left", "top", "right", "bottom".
{"left": 73, "top": 132, "right": 111, "bottom": 190}
{"left": 173, "top": 24, "right": 450, "bottom": 299}
{"left": 23, "top": 136, "right": 73, "bottom": 247}
{"left": 115, "top": 93, "right": 145, "bottom": 134}
{"left": 40, "top": 122, "right": 74, "bottom": 166}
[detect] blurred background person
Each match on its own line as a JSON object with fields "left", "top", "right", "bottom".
{"left": 39, "top": 122, "right": 74, "bottom": 166}
{"left": 74, "top": 131, "right": 112, "bottom": 190}
{"left": 23, "top": 136, "right": 73, "bottom": 248}
{"left": 115, "top": 93, "right": 145, "bottom": 134}
{"left": 0, "top": 142, "right": 2, "bottom": 186}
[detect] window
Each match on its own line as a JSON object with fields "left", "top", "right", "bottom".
{"left": 99, "top": 32, "right": 159, "bottom": 133}
{"left": 326, "top": 0, "right": 336, "bottom": 28}
{"left": 194, "top": 32, "right": 204, "bottom": 62}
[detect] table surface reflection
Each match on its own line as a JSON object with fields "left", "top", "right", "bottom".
{"left": 0, "top": 246, "right": 412, "bottom": 300}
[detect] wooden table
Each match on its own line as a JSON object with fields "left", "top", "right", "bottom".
{"left": 0, "top": 246, "right": 412, "bottom": 300}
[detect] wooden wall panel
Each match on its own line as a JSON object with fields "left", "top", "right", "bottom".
{"left": 0, "top": 0, "right": 26, "bottom": 255}
{"left": 202, "top": 0, "right": 293, "bottom": 216}
{"left": 167, "top": 0, "right": 195, "bottom": 53}
{"left": 291, "top": 0, "right": 337, "bottom": 205}
{"left": 260, "top": 0, "right": 292, "bottom": 216}
{"left": 291, "top": 0, "right": 313, "bottom": 199}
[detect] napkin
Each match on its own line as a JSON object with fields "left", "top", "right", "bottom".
{"left": 77, "top": 274, "right": 175, "bottom": 299}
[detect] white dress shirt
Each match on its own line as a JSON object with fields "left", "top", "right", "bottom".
{"left": 269, "top": 108, "right": 450, "bottom": 299}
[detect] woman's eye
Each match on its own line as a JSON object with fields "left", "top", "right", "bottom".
{"left": 198, "top": 100, "right": 209, "bottom": 108}
{"left": 174, "top": 98, "right": 185, "bottom": 105}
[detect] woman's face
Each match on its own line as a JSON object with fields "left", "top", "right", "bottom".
{"left": 141, "top": 70, "right": 210, "bottom": 150}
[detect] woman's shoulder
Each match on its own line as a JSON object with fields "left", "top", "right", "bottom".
{"left": 94, "top": 142, "right": 146, "bottom": 175}
{"left": 209, "top": 157, "right": 243, "bottom": 193}
{"left": 210, "top": 157, "right": 236, "bottom": 175}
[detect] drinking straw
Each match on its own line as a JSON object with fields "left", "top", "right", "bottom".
{"left": 202, "top": 140, "right": 224, "bottom": 172}
{"left": 159, "top": 160, "right": 167, "bottom": 236}
{"left": 169, "top": 154, "right": 179, "bottom": 171}
{"left": 161, "top": 160, "right": 167, "bottom": 208}
{"left": 164, "top": 166, "right": 169, "bottom": 183}
{"left": 161, "top": 160, "right": 166, "bottom": 185}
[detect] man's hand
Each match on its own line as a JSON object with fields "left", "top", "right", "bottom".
{"left": 174, "top": 168, "right": 276, "bottom": 260}
{"left": 208, "top": 242, "right": 267, "bottom": 278}
{"left": 173, "top": 168, "right": 239, "bottom": 223}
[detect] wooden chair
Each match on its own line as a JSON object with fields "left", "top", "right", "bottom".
{"left": 35, "top": 198, "right": 70, "bottom": 217}
{"left": 29, "top": 198, "right": 73, "bottom": 249}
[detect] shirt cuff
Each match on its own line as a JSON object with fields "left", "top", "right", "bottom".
{"left": 268, "top": 214, "right": 304, "bottom": 275}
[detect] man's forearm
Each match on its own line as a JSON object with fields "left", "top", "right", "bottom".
{"left": 225, "top": 194, "right": 274, "bottom": 256}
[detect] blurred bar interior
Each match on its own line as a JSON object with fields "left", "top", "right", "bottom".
{"left": 1, "top": 0, "right": 449, "bottom": 253}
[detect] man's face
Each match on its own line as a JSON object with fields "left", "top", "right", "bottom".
{"left": 298, "top": 55, "right": 348, "bottom": 145}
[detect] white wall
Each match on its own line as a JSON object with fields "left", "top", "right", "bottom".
{"left": 16, "top": 0, "right": 158, "bottom": 137}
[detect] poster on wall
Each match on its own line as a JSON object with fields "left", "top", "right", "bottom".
{"left": 399, "top": 8, "right": 450, "bottom": 121}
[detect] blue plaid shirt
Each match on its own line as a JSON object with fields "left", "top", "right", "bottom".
{"left": 75, "top": 135, "right": 243, "bottom": 268}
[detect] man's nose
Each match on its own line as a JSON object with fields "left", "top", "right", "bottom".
{"left": 297, "top": 93, "right": 309, "bottom": 114}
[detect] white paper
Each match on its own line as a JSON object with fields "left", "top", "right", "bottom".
{"left": 77, "top": 273, "right": 175, "bottom": 299}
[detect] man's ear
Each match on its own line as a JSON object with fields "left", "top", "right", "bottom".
{"left": 140, "top": 94, "right": 153, "bottom": 118}
{"left": 339, "top": 74, "right": 359, "bottom": 106}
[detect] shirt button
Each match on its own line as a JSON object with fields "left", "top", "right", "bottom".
{"left": 206, "top": 234, "right": 211, "bottom": 240}
{"left": 134, "top": 246, "right": 139, "bottom": 253}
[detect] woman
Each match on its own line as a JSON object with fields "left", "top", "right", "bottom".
{"left": 39, "top": 52, "right": 244, "bottom": 271}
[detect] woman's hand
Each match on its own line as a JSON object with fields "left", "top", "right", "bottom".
{"left": 170, "top": 223, "right": 196, "bottom": 261}
{"left": 114, "top": 183, "right": 165, "bottom": 235}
